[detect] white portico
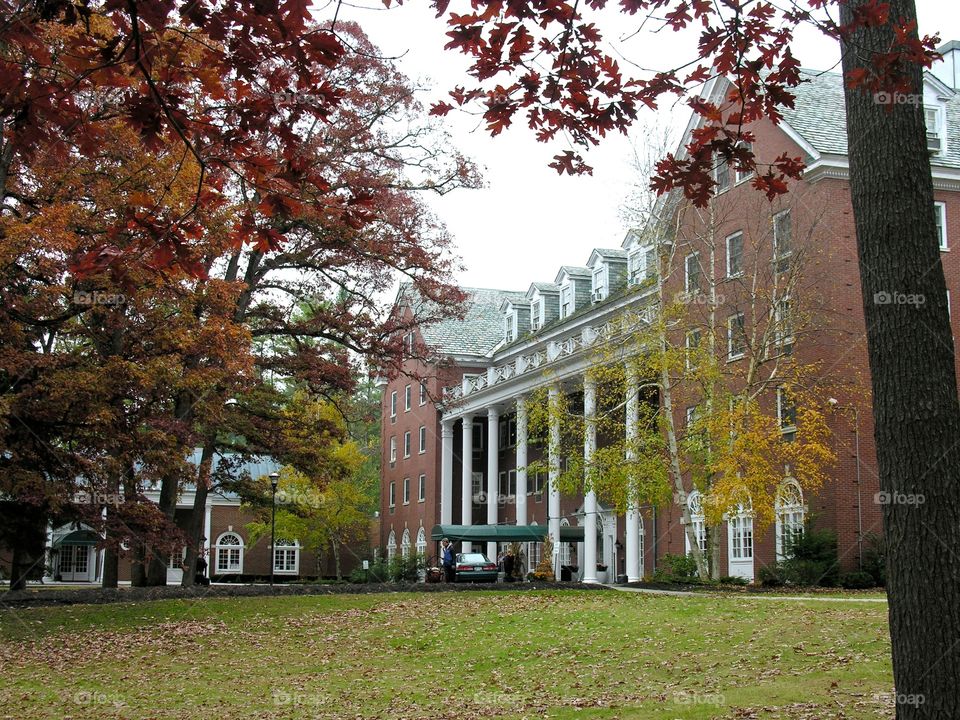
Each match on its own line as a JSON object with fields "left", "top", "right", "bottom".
{"left": 437, "top": 253, "right": 659, "bottom": 580}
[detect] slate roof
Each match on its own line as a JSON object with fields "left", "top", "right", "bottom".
{"left": 591, "top": 248, "right": 629, "bottom": 259}
{"left": 528, "top": 281, "right": 560, "bottom": 294}
{"left": 415, "top": 285, "right": 526, "bottom": 357}
{"left": 558, "top": 265, "right": 592, "bottom": 278}
{"left": 781, "top": 68, "right": 960, "bottom": 169}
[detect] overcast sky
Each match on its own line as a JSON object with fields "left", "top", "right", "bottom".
{"left": 319, "top": 1, "right": 960, "bottom": 294}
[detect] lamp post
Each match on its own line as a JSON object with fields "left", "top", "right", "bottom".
{"left": 269, "top": 471, "right": 280, "bottom": 586}
{"left": 828, "top": 399, "right": 863, "bottom": 569}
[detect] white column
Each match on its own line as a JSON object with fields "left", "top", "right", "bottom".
{"left": 461, "top": 414, "right": 474, "bottom": 553}
{"left": 204, "top": 501, "right": 213, "bottom": 565}
{"left": 486, "top": 407, "right": 499, "bottom": 560}
{"left": 515, "top": 398, "right": 528, "bottom": 526}
{"left": 440, "top": 419, "right": 454, "bottom": 524}
{"left": 583, "top": 374, "right": 598, "bottom": 583}
{"left": 625, "top": 364, "right": 642, "bottom": 582}
{"left": 548, "top": 384, "right": 562, "bottom": 580}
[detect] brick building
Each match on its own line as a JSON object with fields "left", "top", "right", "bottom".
{"left": 379, "top": 48, "right": 960, "bottom": 583}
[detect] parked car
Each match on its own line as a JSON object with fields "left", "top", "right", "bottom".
{"left": 454, "top": 553, "right": 498, "bottom": 583}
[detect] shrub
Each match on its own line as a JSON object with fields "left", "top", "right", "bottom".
{"left": 652, "top": 553, "right": 699, "bottom": 583}
{"left": 757, "top": 565, "right": 785, "bottom": 587}
{"left": 840, "top": 570, "right": 876, "bottom": 589}
{"left": 780, "top": 527, "right": 839, "bottom": 587}
{"left": 861, "top": 533, "right": 886, "bottom": 587}
{"left": 719, "top": 575, "right": 748, "bottom": 585}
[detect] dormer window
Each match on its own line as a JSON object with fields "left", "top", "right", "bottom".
{"left": 560, "top": 285, "right": 573, "bottom": 318}
{"left": 629, "top": 245, "right": 657, "bottom": 286}
{"left": 925, "top": 105, "right": 944, "bottom": 154}
{"left": 531, "top": 299, "right": 542, "bottom": 331}
{"left": 592, "top": 266, "right": 607, "bottom": 302}
{"left": 503, "top": 309, "right": 517, "bottom": 343}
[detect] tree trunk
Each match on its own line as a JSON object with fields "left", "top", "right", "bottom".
{"left": 182, "top": 444, "right": 215, "bottom": 587}
{"left": 708, "top": 524, "right": 721, "bottom": 580}
{"left": 332, "top": 539, "right": 341, "bottom": 581}
{"left": 130, "top": 541, "right": 147, "bottom": 587}
{"left": 9, "top": 546, "right": 27, "bottom": 591}
{"left": 840, "top": 2, "right": 960, "bottom": 714}
{"left": 101, "top": 547, "right": 119, "bottom": 588}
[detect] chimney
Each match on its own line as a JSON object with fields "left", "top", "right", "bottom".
{"left": 932, "top": 40, "right": 960, "bottom": 91}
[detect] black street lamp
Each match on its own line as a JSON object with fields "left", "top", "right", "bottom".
{"left": 269, "top": 471, "right": 280, "bottom": 586}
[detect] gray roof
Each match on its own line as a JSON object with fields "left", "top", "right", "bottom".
{"left": 558, "top": 265, "right": 592, "bottom": 278}
{"left": 418, "top": 286, "right": 525, "bottom": 357}
{"left": 782, "top": 69, "right": 960, "bottom": 169}
{"left": 592, "top": 248, "right": 629, "bottom": 259}
{"left": 528, "top": 281, "right": 560, "bottom": 294}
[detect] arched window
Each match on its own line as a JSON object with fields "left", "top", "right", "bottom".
{"left": 728, "top": 504, "right": 754, "bottom": 561}
{"left": 776, "top": 480, "right": 805, "bottom": 559}
{"left": 400, "top": 528, "right": 411, "bottom": 558}
{"left": 215, "top": 532, "right": 244, "bottom": 574}
{"left": 386, "top": 530, "right": 397, "bottom": 561}
{"left": 273, "top": 539, "right": 299, "bottom": 574}
{"left": 415, "top": 527, "right": 427, "bottom": 557}
{"left": 684, "top": 491, "right": 707, "bottom": 554}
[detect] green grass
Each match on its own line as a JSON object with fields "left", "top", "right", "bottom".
{"left": 0, "top": 590, "right": 895, "bottom": 719}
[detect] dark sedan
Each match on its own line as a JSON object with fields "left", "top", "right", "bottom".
{"left": 454, "top": 552, "right": 498, "bottom": 583}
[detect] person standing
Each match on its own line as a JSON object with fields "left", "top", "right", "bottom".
{"left": 503, "top": 548, "right": 515, "bottom": 583}
{"left": 440, "top": 538, "right": 455, "bottom": 583}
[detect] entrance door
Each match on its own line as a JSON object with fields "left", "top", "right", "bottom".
{"left": 166, "top": 548, "right": 185, "bottom": 585}
{"left": 727, "top": 515, "right": 755, "bottom": 581}
{"left": 59, "top": 544, "right": 94, "bottom": 581}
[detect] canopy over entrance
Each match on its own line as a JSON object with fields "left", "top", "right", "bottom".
{"left": 53, "top": 529, "right": 100, "bottom": 547}
{"left": 430, "top": 524, "right": 585, "bottom": 543}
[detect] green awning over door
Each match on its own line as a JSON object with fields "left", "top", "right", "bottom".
{"left": 430, "top": 524, "right": 585, "bottom": 543}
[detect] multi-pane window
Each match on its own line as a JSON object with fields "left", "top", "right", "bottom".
{"left": 498, "top": 470, "right": 517, "bottom": 498}
{"left": 471, "top": 471, "right": 484, "bottom": 497}
{"left": 686, "top": 492, "right": 707, "bottom": 554}
{"left": 416, "top": 527, "right": 427, "bottom": 556}
{"left": 390, "top": 391, "right": 397, "bottom": 420}
{"left": 389, "top": 436, "right": 397, "bottom": 463}
{"left": 593, "top": 266, "right": 606, "bottom": 299}
{"left": 685, "top": 329, "right": 701, "bottom": 370}
{"left": 273, "top": 540, "right": 298, "bottom": 573}
{"left": 418, "top": 474, "right": 426, "bottom": 502}
{"left": 499, "top": 416, "right": 517, "bottom": 448}
{"left": 935, "top": 202, "right": 948, "bottom": 250}
{"left": 419, "top": 381, "right": 427, "bottom": 405}
{"left": 727, "top": 313, "right": 746, "bottom": 359}
{"left": 730, "top": 516, "right": 754, "bottom": 559}
{"left": 504, "top": 311, "right": 516, "bottom": 343}
{"left": 735, "top": 141, "right": 754, "bottom": 183}
{"left": 726, "top": 232, "right": 743, "bottom": 277}
{"left": 773, "top": 210, "right": 792, "bottom": 274}
{"left": 404, "top": 384, "right": 412, "bottom": 411}
{"left": 389, "top": 481, "right": 396, "bottom": 508}
{"left": 419, "top": 426, "right": 427, "bottom": 454}
{"left": 386, "top": 530, "right": 396, "bottom": 560}
{"left": 630, "top": 246, "right": 658, "bottom": 285}
{"left": 531, "top": 300, "right": 542, "bottom": 330}
{"left": 925, "top": 105, "right": 943, "bottom": 153}
{"left": 775, "top": 297, "right": 793, "bottom": 347}
{"left": 403, "top": 477, "right": 410, "bottom": 504}
{"left": 404, "top": 332, "right": 414, "bottom": 355}
{"left": 403, "top": 432, "right": 411, "bottom": 458}
{"left": 560, "top": 285, "right": 573, "bottom": 317}
{"left": 777, "top": 387, "right": 797, "bottom": 441}
{"left": 400, "top": 529, "right": 411, "bottom": 558}
{"left": 530, "top": 470, "right": 546, "bottom": 495}
{"left": 216, "top": 533, "right": 243, "bottom": 573}
{"left": 685, "top": 252, "right": 702, "bottom": 294}
{"left": 776, "top": 481, "right": 805, "bottom": 559}
{"left": 714, "top": 154, "right": 730, "bottom": 192}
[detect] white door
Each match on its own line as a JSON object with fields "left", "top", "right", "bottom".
{"left": 59, "top": 544, "right": 95, "bottom": 581}
{"left": 727, "top": 515, "right": 755, "bottom": 581}
{"left": 166, "top": 548, "right": 185, "bottom": 585}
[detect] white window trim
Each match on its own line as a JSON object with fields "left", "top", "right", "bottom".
{"left": 531, "top": 298, "right": 543, "bottom": 331}
{"left": 389, "top": 481, "right": 396, "bottom": 508}
{"left": 214, "top": 532, "right": 244, "bottom": 574}
{"left": 403, "top": 477, "right": 410, "bottom": 505}
{"left": 935, "top": 201, "right": 948, "bottom": 251}
{"left": 727, "top": 313, "right": 746, "bottom": 361}
{"left": 403, "top": 431, "right": 411, "bottom": 458}
{"left": 419, "top": 381, "right": 427, "bottom": 405}
{"left": 773, "top": 210, "right": 792, "bottom": 261}
{"left": 386, "top": 530, "right": 397, "bottom": 561}
{"left": 727, "top": 510, "right": 754, "bottom": 561}
{"left": 389, "top": 436, "right": 397, "bottom": 464}
{"left": 390, "top": 391, "right": 397, "bottom": 420}
{"left": 725, "top": 231, "right": 744, "bottom": 278}
{"left": 592, "top": 265, "right": 607, "bottom": 299}
{"left": 400, "top": 529, "right": 411, "bottom": 558}
{"left": 404, "top": 384, "right": 412, "bottom": 412}
{"left": 777, "top": 387, "right": 797, "bottom": 435}
{"left": 685, "top": 329, "right": 701, "bottom": 370}
{"left": 684, "top": 491, "right": 707, "bottom": 554}
{"left": 734, "top": 141, "right": 754, "bottom": 184}
{"left": 415, "top": 527, "right": 427, "bottom": 556}
{"left": 775, "top": 296, "right": 794, "bottom": 347}
{"left": 418, "top": 473, "right": 426, "bottom": 502}
{"left": 775, "top": 480, "right": 805, "bottom": 560}
{"left": 272, "top": 540, "right": 300, "bottom": 575}
{"left": 560, "top": 284, "right": 573, "bottom": 318}
{"left": 419, "top": 426, "right": 427, "bottom": 454}
{"left": 685, "top": 252, "right": 701, "bottom": 294}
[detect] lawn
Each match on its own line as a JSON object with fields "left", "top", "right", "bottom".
{"left": 0, "top": 589, "right": 894, "bottom": 719}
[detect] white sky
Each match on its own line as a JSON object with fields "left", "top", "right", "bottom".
{"left": 321, "top": 0, "right": 959, "bottom": 293}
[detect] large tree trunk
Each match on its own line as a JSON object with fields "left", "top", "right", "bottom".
{"left": 182, "top": 444, "right": 215, "bottom": 587}
{"left": 101, "top": 547, "right": 118, "bottom": 588}
{"left": 9, "top": 546, "right": 27, "bottom": 592}
{"left": 840, "top": 2, "right": 960, "bottom": 714}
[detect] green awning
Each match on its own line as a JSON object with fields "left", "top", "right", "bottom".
{"left": 53, "top": 530, "right": 100, "bottom": 547}
{"left": 430, "top": 524, "right": 585, "bottom": 543}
